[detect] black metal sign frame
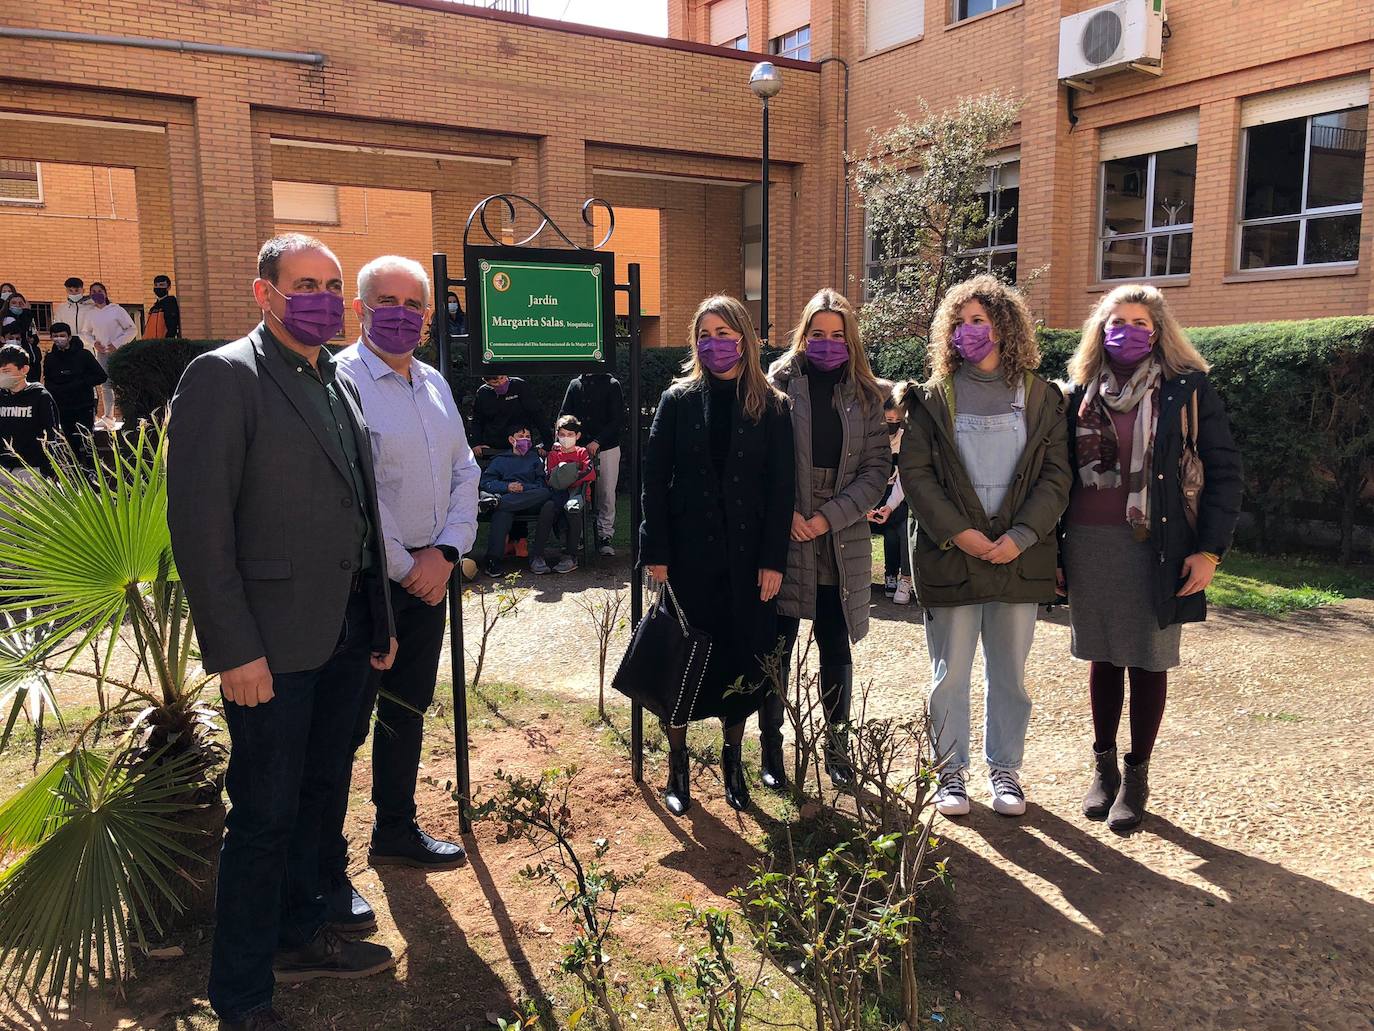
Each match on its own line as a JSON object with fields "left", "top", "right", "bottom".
{"left": 434, "top": 194, "right": 645, "bottom": 835}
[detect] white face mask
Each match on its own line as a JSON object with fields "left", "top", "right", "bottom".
{"left": 447, "top": 303, "right": 459, "bottom": 315}
{"left": 67, "top": 292, "right": 83, "bottom": 303}
{"left": 557, "top": 434, "right": 577, "bottom": 450}
{"left": 0, "top": 370, "right": 24, "bottom": 390}
{"left": 0, "top": 292, "right": 11, "bottom": 302}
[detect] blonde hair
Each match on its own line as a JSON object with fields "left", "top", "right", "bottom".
{"left": 1069, "top": 283, "right": 1210, "bottom": 385}
{"left": 927, "top": 274, "right": 1041, "bottom": 388}
{"left": 782, "top": 288, "right": 886, "bottom": 415}
{"left": 675, "top": 295, "right": 784, "bottom": 422}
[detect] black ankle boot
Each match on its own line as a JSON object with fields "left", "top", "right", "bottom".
{"left": 1108, "top": 754, "right": 1150, "bottom": 833}
{"left": 758, "top": 691, "right": 788, "bottom": 791}
{"left": 821, "top": 665, "right": 855, "bottom": 789}
{"left": 1082, "top": 745, "right": 1120, "bottom": 821}
{"left": 721, "top": 741, "right": 751, "bottom": 811}
{"left": 663, "top": 746, "right": 691, "bottom": 816}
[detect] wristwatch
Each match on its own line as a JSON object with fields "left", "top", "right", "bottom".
{"left": 435, "top": 545, "right": 461, "bottom": 564}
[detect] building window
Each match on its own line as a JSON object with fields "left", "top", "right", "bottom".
{"left": 0, "top": 159, "right": 42, "bottom": 204}
{"left": 769, "top": 25, "right": 810, "bottom": 60}
{"left": 272, "top": 181, "right": 341, "bottom": 225}
{"left": 1099, "top": 145, "right": 1195, "bottom": 280}
{"left": 1239, "top": 106, "right": 1366, "bottom": 270}
{"left": 964, "top": 161, "right": 1020, "bottom": 281}
{"left": 953, "top": 0, "right": 1017, "bottom": 23}
{"left": 725, "top": 34, "right": 748, "bottom": 50}
{"left": 743, "top": 185, "right": 763, "bottom": 301}
{"left": 867, "top": 0, "right": 923, "bottom": 52}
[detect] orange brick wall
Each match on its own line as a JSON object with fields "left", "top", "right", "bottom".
{"left": 0, "top": 162, "right": 145, "bottom": 318}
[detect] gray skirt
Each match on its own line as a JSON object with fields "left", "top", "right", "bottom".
{"left": 1062, "top": 522, "right": 1182, "bottom": 672}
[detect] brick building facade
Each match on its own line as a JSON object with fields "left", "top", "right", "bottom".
{"left": 1, "top": 0, "right": 1370, "bottom": 346}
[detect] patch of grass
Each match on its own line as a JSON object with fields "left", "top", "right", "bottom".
{"left": 1250, "top": 711, "right": 1306, "bottom": 724}
{"left": 1210, "top": 550, "right": 1374, "bottom": 615}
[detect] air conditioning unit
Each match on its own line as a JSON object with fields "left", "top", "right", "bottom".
{"left": 1058, "top": 0, "right": 1165, "bottom": 84}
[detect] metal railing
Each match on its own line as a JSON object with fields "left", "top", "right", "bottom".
{"left": 450, "top": 0, "right": 531, "bottom": 13}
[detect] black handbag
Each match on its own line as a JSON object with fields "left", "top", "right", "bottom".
{"left": 611, "top": 579, "right": 714, "bottom": 728}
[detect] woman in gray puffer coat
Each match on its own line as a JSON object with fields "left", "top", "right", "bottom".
{"left": 759, "top": 289, "right": 890, "bottom": 790}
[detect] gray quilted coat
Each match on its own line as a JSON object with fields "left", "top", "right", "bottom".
{"left": 768, "top": 354, "right": 891, "bottom": 643}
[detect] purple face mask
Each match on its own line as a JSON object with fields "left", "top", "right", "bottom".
{"left": 90, "top": 289, "right": 107, "bottom": 305}
{"left": 697, "top": 336, "right": 742, "bottom": 375}
{"left": 488, "top": 379, "right": 510, "bottom": 396}
{"left": 364, "top": 303, "right": 424, "bottom": 356}
{"left": 513, "top": 437, "right": 532, "bottom": 455}
{"left": 953, "top": 322, "right": 996, "bottom": 363}
{"left": 805, "top": 337, "right": 849, "bottom": 373}
{"left": 271, "top": 285, "right": 344, "bottom": 347}
{"left": 1103, "top": 323, "right": 1154, "bottom": 367}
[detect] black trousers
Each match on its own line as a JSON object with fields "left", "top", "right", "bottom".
{"left": 319, "top": 579, "right": 448, "bottom": 883}
{"left": 872, "top": 501, "right": 911, "bottom": 577}
{"left": 759, "top": 585, "right": 853, "bottom": 744}
{"left": 58, "top": 405, "right": 96, "bottom": 465}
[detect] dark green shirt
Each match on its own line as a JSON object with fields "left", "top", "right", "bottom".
{"left": 270, "top": 333, "right": 376, "bottom": 571}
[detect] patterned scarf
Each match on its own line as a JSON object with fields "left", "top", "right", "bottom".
{"left": 1077, "top": 359, "right": 1163, "bottom": 541}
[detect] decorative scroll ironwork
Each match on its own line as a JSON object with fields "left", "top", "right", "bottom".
{"left": 462, "top": 193, "right": 616, "bottom": 250}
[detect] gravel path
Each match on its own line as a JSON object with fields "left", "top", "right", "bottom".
{"left": 455, "top": 563, "right": 1374, "bottom": 1030}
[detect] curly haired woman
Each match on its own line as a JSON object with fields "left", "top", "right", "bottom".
{"left": 897, "top": 275, "right": 1071, "bottom": 818}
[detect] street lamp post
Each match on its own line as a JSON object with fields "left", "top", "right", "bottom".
{"left": 750, "top": 61, "right": 782, "bottom": 345}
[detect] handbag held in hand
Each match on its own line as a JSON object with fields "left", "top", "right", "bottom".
{"left": 612, "top": 578, "right": 713, "bottom": 729}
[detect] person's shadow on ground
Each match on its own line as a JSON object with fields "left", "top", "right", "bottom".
{"left": 936, "top": 804, "right": 1373, "bottom": 1029}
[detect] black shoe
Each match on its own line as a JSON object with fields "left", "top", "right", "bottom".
{"left": 218, "top": 1008, "right": 294, "bottom": 1031}
{"left": 483, "top": 557, "right": 502, "bottom": 577}
{"left": 821, "top": 665, "right": 855, "bottom": 789}
{"left": 369, "top": 824, "right": 467, "bottom": 870}
{"left": 323, "top": 876, "right": 377, "bottom": 934}
{"left": 273, "top": 928, "right": 395, "bottom": 984}
{"left": 722, "top": 741, "right": 751, "bottom": 811}
{"left": 1108, "top": 754, "right": 1150, "bottom": 834}
{"left": 758, "top": 651, "right": 790, "bottom": 791}
{"left": 1082, "top": 745, "right": 1121, "bottom": 821}
{"left": 663, "top": 746, "right": 691, "bottom": 816}
{"left": 760, "top": 735, "right": 788, "bottom": 791}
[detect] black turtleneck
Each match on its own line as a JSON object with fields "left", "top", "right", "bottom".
{"left": 707, "top": 374, "right": 735, "bottom": 477}
{"left": 805, "top": 361, "right": 844, "bottom": 469}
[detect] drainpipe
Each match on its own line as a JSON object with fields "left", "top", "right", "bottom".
{"left": 0, "top": 27, "right": 326, "bottom": 66}
{"left": 817, "top": 55, "right": 850, "bottom": 288}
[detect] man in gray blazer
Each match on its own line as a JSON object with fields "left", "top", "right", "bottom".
{"left": 168, "top": 233, "right": 399, "bottom": 1031}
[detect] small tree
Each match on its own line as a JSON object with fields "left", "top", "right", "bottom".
{"left": 574, "top": 588, "right": 628, "bottom": 721}
{"left": 853, "top": 92, "right": 1023, "bottom": 370}
{"left": 466, "top": 573, "right": 524, "bottom": 688}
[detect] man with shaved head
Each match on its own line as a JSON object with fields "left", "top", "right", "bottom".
{"left": 168, "top": 233, "right": 399, "bottom": 1031}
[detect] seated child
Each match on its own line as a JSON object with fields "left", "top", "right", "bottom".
{"left": 479, "top": 420, "right": 551, "bottom": 576}
{"left": 531, "top": 414, "right": 596, "bottom": 574}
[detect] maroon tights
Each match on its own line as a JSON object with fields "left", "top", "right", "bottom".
{"left": 1089, "top": 662, "right": 1168, "bottom": 763}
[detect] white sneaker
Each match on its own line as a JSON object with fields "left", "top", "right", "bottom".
{"left": 989, "top": 767, "right": 1027, "bottom": 817}
{"left": 892, "top": 576, "right": 913, "bottom": 605}
{"left": 933, "top": 766, "right": 970, "bottom": 817}
{"left": 597, "top": 537, "right": 615, "bottom": 557}
{"left": 883, "top": 574, "right": 898, "bottom": 596}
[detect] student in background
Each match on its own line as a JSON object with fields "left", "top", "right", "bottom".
{"left": 559, "top": 367, "right": 625, "bottom": 557}
{"left": 146, "top": 274, "right": 181, "bottom": 339}
{"left": 0, "top": 343, "right": 59, "bottom": 483}
{"left": 471, "top": 374, "right": 549, "bottom": 456}
{"left": 2, "top": 293, "right": 42, "bottom": 381}
{"left": 52, "top": 276, "right": 94, "bottom": 344}
{"left": 870, "top": 395, "right": 914, "bottom": 605}
{"left": 479, "top": 420, "right": 552, "bottom": 576}
{"left": 532, "top": 414, "right": 595, "bottom": 574}
{"left": 84, "top": 281, "right": 136, "bottom": 428}
{"left": 41, "top": 322, "right": 106, "bottom": 465}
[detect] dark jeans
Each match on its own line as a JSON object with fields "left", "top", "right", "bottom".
{"left": 208, "top": 588, "right": 374, "bottom": 1022}
{"left": 485, "top": 487, "right": 551, "bottom": 559}
{"left": 58, "top": 405, "right": 95, "bottom": 465}
{"left": 320, "top": 579, "right": 449, "bottom": 883}
{"left": 532, "top": 489, "right": 584, "bottom": 559}
{"left": 872, "top": 501, "right": 911, "bottom": 577}
{"left": 760, "top": 585, "right": 853, "bottom": 744}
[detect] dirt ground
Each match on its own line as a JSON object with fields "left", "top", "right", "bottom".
{"left": 5, "top": 559, "right": 1372, "bottom": 1030}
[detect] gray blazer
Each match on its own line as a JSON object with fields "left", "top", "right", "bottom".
{"left": 167, "top": 324, "right": 395, "bottom": 675}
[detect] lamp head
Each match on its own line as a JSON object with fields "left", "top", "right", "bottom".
{"left": 749, "top": 61, "right": 783, "bottom": 100}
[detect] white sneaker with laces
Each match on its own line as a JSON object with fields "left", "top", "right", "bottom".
{"left": 988, "top": 767, "right": 1027, "bottom": 816}
{"left": 933, "top": 766, "right": 970, "bottom": 817}
{"left": 892, "top": 576, "right": 913, "bottom": 605}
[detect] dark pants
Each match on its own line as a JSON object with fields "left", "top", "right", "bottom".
{"left": 760, "top": 585, "right": 853, "bottom": 744}
{"left": 58, "top": 405, "right": 96, "bottom": 465}
{"left": 872, "top": 501, "right": 911, "bottom": 577}
{"left": 208, "top": 589, "right": 374, "bottom": 1022}
{"left": 320, "top": 579, "right": 448, "bottom": 883}
{"left": 485, "top": 487, "right": 551, "bottom": 559}
{"left": 532, "top": 489, "right": 584, "bottom": 559}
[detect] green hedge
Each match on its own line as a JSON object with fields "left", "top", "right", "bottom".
{"left": 109, "top": 321, "right": 1373, "bottom": 559}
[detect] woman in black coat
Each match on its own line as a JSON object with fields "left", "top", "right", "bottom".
{"left": 1059, "top": 284, "right": 1242, "bottom": 833}
{"left": 640, "top": 294, "right": 794, "bottom": 816}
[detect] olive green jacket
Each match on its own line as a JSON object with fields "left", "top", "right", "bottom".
{"left": 896, "top": 372, "right": 1071, "bottom": 607}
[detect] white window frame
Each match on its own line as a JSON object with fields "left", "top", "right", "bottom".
{"left": 1098, "top": 146, "right": 1196, "bottom": 283}
{"left": 0, "top": 159, "right": 44, "bottom": 206}
{"left": 963, "top": 161, "right": 1020, "bottom": 279}
{"left": 769, "top": 25, "right": 811, "bottom": 61}
{"left": 1235, "top": 106, "right": 1366, "bottom": 273}
{"left": 725, "top": 34, "right": 748, "bottom": 50}
{"left": 952, "top": 0, "right": 1018, "bottom": 24}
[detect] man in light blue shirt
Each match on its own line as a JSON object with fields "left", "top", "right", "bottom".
{"left": 323, "top": 255, "right": 479, "bottom": 932}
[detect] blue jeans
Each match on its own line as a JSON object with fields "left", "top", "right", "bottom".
{"left": 922, "top": 601, "right": 1037, "bottom": 772}
{"left": 207, "top": 589, "right": 375, "bottom": 1021}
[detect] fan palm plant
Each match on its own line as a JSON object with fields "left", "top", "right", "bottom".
{"left": 0, "top": 427, "right": 224, "bottom": 1003}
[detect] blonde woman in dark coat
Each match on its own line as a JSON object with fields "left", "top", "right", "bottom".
{"left": 758, "top": 289, "right": 889, "bottom": 791}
